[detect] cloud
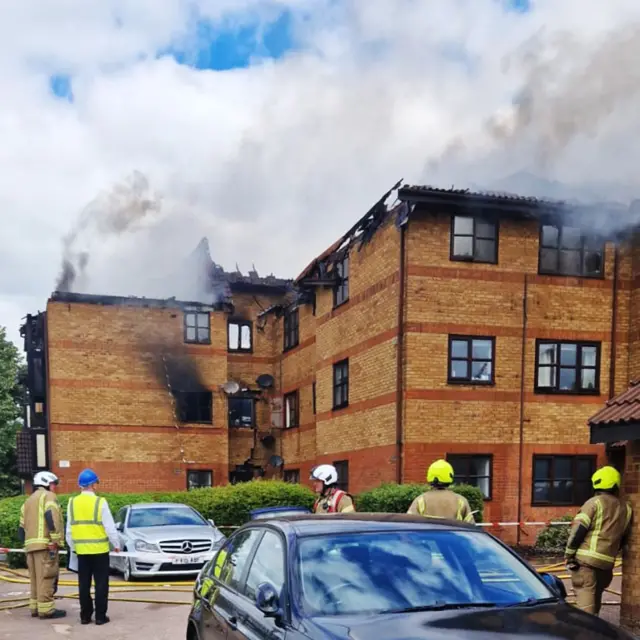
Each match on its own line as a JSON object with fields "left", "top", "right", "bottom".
{"left": 2, "top": 0, "right": 640, "bottom": 350}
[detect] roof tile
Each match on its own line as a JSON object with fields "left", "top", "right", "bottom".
{"left": 589, "top": 380, "right": 640, "bottom": 426}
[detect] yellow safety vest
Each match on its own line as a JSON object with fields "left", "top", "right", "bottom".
{"left": 69, "top": 494, "right": 110, "bottom": 555}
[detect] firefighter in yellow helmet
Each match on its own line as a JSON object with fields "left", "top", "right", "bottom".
{"left": 407, "top": 459, "right": 475, "bottom": 523}
{"left": 565, "top": 465, "right": 632, "bottom": 616}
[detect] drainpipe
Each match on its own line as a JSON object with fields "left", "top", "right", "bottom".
{"left": 516, "top": 275, "right": 529, "bottom": 547}
{"left": 609, "top": 244, "right": 619, "bottom": 400}
{"left": 395, "top": 225, "right": 407, "bottom": 484}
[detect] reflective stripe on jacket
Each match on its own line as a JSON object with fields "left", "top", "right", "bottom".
{"left": 68, "top": 494, "right": 110, "bottom": 555}
{"left": 313, "top": 489, "right": 355, "bottom": 514}
{"left": 566, "top": 493, "right": 632, "bottom": 571}
{"left": 407, "top": 489, "right": 475, "bottom": 523}
{"left": 20, "top": 488, "right": 64, "bottom": 552}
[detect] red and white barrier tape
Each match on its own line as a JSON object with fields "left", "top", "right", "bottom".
{"left": 477, "top": 521, "right": 572, "bottom": 529}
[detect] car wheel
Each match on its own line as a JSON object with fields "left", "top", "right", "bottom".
{"left": 123, "top": 558, "right": 135, "bottom": 582}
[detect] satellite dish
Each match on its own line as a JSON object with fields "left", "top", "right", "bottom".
{"left": 221, "top": 381, "right": 240, "bottom": 395}
{"left": 268, "top": 455, "right": 284, "bottom": 468}
{"left": 256, "top": 374, "right": 275, "bottom": 389}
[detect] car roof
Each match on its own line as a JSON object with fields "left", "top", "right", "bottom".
{"left": 246, "top": 512, "right": 481, "bottom": 536}
{"left": 129, "top": 503, "right": 195, "bottom": 510}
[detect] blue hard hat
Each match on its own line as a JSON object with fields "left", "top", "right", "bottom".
{"left": 78, "top": 468, "right": 99, "bottom": 487}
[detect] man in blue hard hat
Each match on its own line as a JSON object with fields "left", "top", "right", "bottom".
{"left": 65, "top": 469, "right": 120, "bottom": 626}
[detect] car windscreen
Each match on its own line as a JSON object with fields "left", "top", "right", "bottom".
{"left": 128, "top": 507, "right": 206, "bottom": 528}
{"left": 297, "top": 529, "right": 552, "bottom": 616}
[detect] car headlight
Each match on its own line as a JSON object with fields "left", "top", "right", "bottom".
{"left": 134, "top": 539, "right": 160, "bottom": 553}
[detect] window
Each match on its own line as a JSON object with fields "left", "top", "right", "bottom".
{"left": 174, "top": 391, "right": 212, "bottom": 424}
{"left": 532, "top": 455, "right": 596, "bottom": 506}
{"left": 284, "top": 469, "right": 300, "bottom": 483}
{"left": 333, "top": 460, "right": 349, "bottom": 492}
{"left": 451, "top": 216, "right": 498, "bottom": 263}
{"left": 228, "top": 320, "right": 252, "bottom": 352}
{"left": 312, "top": 382, "right": 316, "bottom": 415}
{"left": 283, "top": 308, "right": 299, "bottom": 351}
{"left": 184, "top": 312, "right": 210, "bottom": 344}
{"left": 334, "top": 254, "right": 350, "bottom": 307}
{"left": 447, "top": 455, "right": 492, "bottom": 500}
{"left": 228, "top": 397, "right": 255, "bottom": 428}
{"left": 448, "top": 336, "right": 494, "bottom": 384}
{"left": 115, "top": 507, "right": 128, "bottom": 529}
{"left": 187, "top": 470, "right": 213, "bottom": 490}
{"left": 244, "top": 531, "right": 286, "bottom": 601}
{"left": 333, "top": 359, "right": 349, "bottom": 410}
{"left": 215, "top": 529, "right": 263, "bottom": 590}
{"left": 284, "top": 391, "right": 299, "bottom": 428}
{"left": 535, "top": 341, "right": 600, "bottom": 394}
{"left": 539, "top": 224, "right": 604, "bottom": 277}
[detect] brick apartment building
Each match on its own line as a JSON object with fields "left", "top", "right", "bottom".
{"left": 16, "top": 183, "right": 640, "bottom": 530}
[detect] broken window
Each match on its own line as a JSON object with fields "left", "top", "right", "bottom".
{"left": 184, "top": 312, "right": 211, "bottom": 344}
{"left": 187, "top": 470, "right": 213, "bottom": 490}
{"left": 333, "top": 359, "right": 349, "bottom": 410}
{"left": 284, "top": 391, "right": 299, "bottom": 428}
{"left": 174, "top": 391, "right": 212, "bottom": 424}
{"left": 536, "top": 340, "right": 600, "bottom": 394}
{"left": 284, "top": 469, "right": 300, "bottom": 484}
{"left": 228, "top": 397, "right": 255, "bottom": 427}
{"left": 228, "top": 320, "right": 252, "bottom": 352}
{"left": 448, "top": 336, "right": 494, "bottom": 384}
{"left": 283, "top": 308, "right": 299, "bottom": 352}
{"left": 451, "top": 216, "right": 498, "bottom": 264}
{"left": 334, "top": 254, "right": 350, "bottom": 307}
{"left": 539, "top": 224, "right": 604, "bottom": 277}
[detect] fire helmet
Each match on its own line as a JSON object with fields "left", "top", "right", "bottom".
{"left": 33, "top": 471, "right": 59, "bottom": 489}
{"left": 310, "top": 464, "right": 338, "bottom": 487}
{"left": 427, "top": 459, "right": 455, "bottom": 486}
{"left": 592, "top": 466, "right": 621, "bottom": 491}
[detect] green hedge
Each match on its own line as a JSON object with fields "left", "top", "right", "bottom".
{"left": 356, "top": 483, "right": 485, "bottom": 522}
{"left": 534, "top": 514, "right": 573, "bottom": 553}
{"left": 0, "top": 480, "right": 316, "bottom": 564}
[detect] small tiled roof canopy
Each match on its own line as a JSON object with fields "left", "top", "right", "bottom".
{"left": 589, "top": 380, "right": 640, "bottom": 444}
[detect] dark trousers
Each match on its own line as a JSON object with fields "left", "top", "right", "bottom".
{"left": 77, "top": 553, "right": 110, "bottom": 622}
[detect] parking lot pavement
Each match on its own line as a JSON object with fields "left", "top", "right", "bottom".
{"left": 0, "top": 572, "right": 193, "bottom": 639}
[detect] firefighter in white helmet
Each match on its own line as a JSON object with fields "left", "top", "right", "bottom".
{"left": 18, "top": 471, "right": 66, "bottom": 619}
{"left": 310, "top": 464, "right": 356, "bottom": 514}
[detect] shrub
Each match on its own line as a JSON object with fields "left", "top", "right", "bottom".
{"left": 356, "top": 483, "right": 485, "bottom": 522}
{"left": 0, "top": 480, "right": 316, "bottom": 566}
{"left": 534, "top": 514, "right": 574, "bottom": 553}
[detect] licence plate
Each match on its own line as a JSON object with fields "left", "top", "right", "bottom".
{"left": 173, "top": 556, "right": 202, "bottom": 565}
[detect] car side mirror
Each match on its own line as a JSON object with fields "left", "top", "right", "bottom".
{"left": 256, "top": 582, "right": 282, "bottom": 619}
{"left": 208, "top": 519, "right": 215, "bottom": 527}
{"left": 116, "top": 523, "right": 124, "bottom": 532}
{"left": 540, "top": 572, "right": 567, "bottom": 600}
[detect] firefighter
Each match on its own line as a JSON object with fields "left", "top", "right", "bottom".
{"left": 310, "top": 464, "right": 356, "bottom": 513}
{"left": 565, "top": 465, "right": 632, "bottom": 616}
{"left": 407, "top": 459, "right": 475, "bottom": 523}
{"left": 66, "top": 469, "right": 120, "bottom": 626}
{"left": 17, "top": 471, "right": 66, "bottom": 620}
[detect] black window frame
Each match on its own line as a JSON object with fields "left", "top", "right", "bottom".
{"left": 283, "top": 308, "right": 299, "bottom": 352}
{"left": 450, "top": 215, "right": 498, "bottom": 264}
{"left": 446, "top": 454, "right": 493, "bottom": 501}
{"left": 227, "top": 319, "right": 253, "bottom": 353}
{"left": 333, "top": 254, "right": 350, "bottom": 307}
{"left": 284, "top": 469, "right": 300, "bottom": 484}
{"left": 187, "top": 469, "right": 213, "bottom": 490}
{"left": 284, "top": 390, "right": 299, "bottom": 429}
{"left": 333, "top": 459, "right": 349, "bottom": 492}
{"left": 333, "top": 359, "right": 349, "bottom": 410}
{"left": 184, "top": 311, "right": 211, "bottom": 345}
{"left": 447, "top": 335, "right": 495, "bottom": 385}
{"left": 174, "top": 390, "right": 212, "bottom": 424}
{"left": 538, "top": 223, "right": 605, "bottom": 279}
{"left": 531, "top": 455, "right": 597, "bottom": 506}
{"left": 227, "top": 396, "right": 256, "bottom": 428}
{"left": 534, "top": 340, "right": 601, "bottom": 395}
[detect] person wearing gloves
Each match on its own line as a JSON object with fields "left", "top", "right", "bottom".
{"left": 18, "top": 471, "right": 66, "bottom": 620}
{"left": 66, "top": 468, "right": 120, "bottom": 626}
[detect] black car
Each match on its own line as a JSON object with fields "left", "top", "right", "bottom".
{"left": 187, "top": 513, "right": 636, "bottom": 640}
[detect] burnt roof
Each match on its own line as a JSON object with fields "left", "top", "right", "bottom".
{"left": 49, "top": 291, "right": 224, "bottom": 311}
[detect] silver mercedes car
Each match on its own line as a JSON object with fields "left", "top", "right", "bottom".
{"left": 110, "top": 502, "right": 226, "bottom": 581}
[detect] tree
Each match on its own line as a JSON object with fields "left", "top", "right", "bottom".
{"left": 0, "top": 326, "right": 22, "bottom": 497}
